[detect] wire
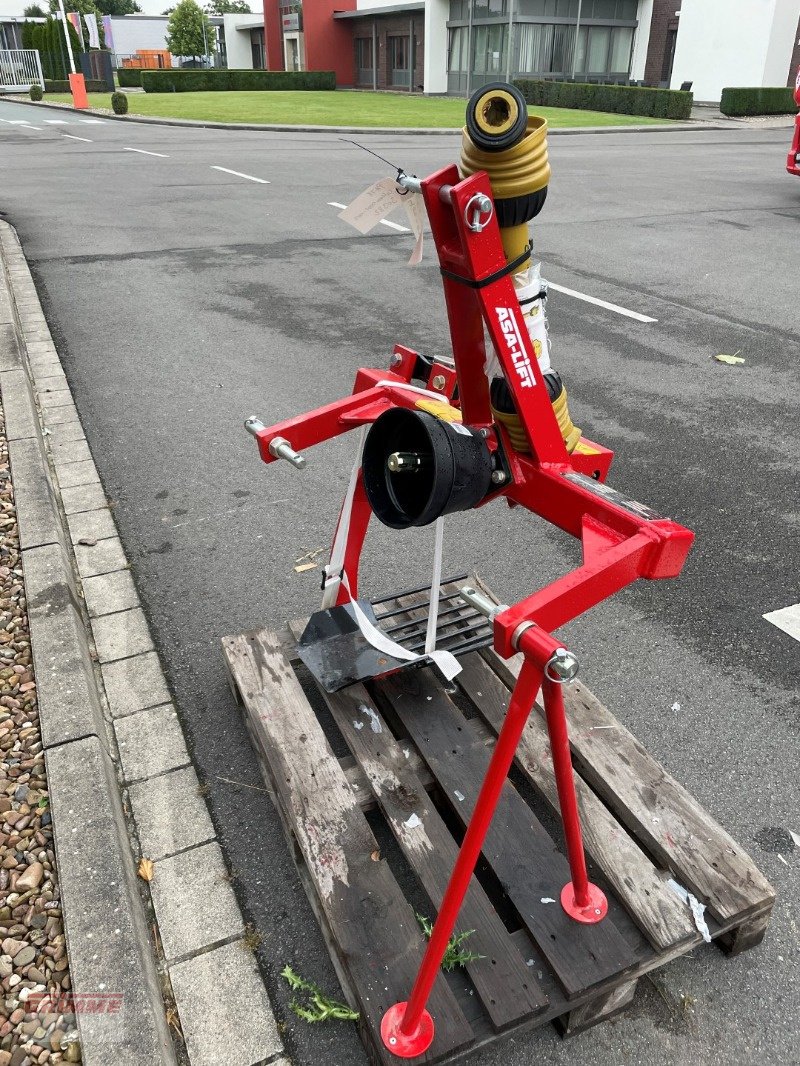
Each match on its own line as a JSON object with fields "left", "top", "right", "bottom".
{"left": 338, "top": 138, "right": 404, "bottom": 173}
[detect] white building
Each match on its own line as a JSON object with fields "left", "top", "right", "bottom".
{"left": 104, "top": 14, "right": 222, "bottom": 65}
{"left": 670, "top": 0, "right": 800, "bottom": 102}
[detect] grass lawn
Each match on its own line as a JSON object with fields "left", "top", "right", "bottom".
{"left": 40, "top": 89, "right": 675, "bottom": 128}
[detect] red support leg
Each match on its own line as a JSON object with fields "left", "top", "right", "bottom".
{"left": 380, "top": 657, "right": 544, "bottom": 1057}
{"left": 541, "top": 675, "right": 608, "bottom": 924}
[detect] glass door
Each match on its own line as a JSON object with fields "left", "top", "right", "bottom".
{"left": 389, "top": 35, "right": 410, "bottom": 88}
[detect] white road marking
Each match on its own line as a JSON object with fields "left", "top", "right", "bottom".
{"left": 378, "top": 217, "right": 410, "bottom": 233}
{"left": 327, "top": 201, "right": 410, "bottom": 233}
{"left": 211, "top": 165, "right": 269, "bottom": 184}
{"left": 63, "top": 134, "right": 92, "bottom": 142}
{"left": 44, "top": 119, "right": 67, "bottom": 124}
{"left": 546, "top": 282, "right": 657, "bottom": 323}
{"left": 8, "top": 121, "right": 40, "bottom": 128}
{"left": 79, "top": 119, "right": 105, "bottom": 124}
{"left": 763, "top": 603, "right": 800, "bottom": 642}
{"left": 123, "top": 147, "right": 168, "bottom": 158}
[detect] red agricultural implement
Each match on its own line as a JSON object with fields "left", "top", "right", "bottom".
{"left": 230, "top": 83, "right": 772, "bottom": 1062}
{"left": 242, "top": 82, "right": 697, "bottom": 1058}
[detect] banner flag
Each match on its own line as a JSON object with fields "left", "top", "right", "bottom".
{"left": 84, "top": 11, "right": 100, "bottom": 49}
{"left": 102, "top": 14, "right": 114, "bottom": 50}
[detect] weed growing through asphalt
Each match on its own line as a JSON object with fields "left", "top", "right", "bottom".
{"left": 281, "top": 966, "right": 359, "bottom": 1023}
{"left": 241, "top": 924, "right": 262, "bottom": 952}
{"left": 416, "top": 913, "right": 484, "bottom": 971}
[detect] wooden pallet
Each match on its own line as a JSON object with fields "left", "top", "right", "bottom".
{"left": 222, "top": 581, "right": 774, "bottom": 1065}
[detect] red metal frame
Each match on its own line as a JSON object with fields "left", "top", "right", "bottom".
{"left": 248, "top": 163, "right": 694, "bottom": 1058}
{"left": 786, "top": 69, "right": 800, "bottom": 176}
{"left": 787, "top": 113, "right": 800, "bottom": 177}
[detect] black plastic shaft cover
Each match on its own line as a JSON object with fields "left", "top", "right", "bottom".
{"left": 363, "top": 408, "right": 493, "bottom": 529}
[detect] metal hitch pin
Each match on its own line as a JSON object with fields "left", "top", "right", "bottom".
{"left": 545, "top": 648, "right": 580, "bottom": 683}
{"left": 268, "top": 435, "right": 307, "bottom": 470}
{"left": 459, "top": 585, "right": 509, "bottom": 622}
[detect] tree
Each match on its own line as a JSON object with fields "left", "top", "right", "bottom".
{"left": 94, "top": 0, "right": 142, "bottom": 14}
{"left": 37, "top": 18, "right": 77, "bottom": 79}
{"left": 204, "top": 0, "right": 250, "bottom": 13}
{"left": 23, "top": 4, "right": 47, "bottom": 16}
{"left": 166, "top": 0, "right": 213, "bottom": 60}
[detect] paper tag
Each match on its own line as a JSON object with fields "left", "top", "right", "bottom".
{"left": 402, "top": 193, "right": 425, "bottom": 266}
{"left": 338, "top": 177, "right": 405, "bottom": 234}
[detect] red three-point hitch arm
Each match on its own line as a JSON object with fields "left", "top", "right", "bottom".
{"left": 247, "top": 163, "right": 694, "bottom": 1058}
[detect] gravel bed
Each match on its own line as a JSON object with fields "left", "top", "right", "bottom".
{"left": 0, "top": 397, "right": 80, "bottom": 1066}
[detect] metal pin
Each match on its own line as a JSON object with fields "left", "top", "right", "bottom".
{"left": 387, "top": 452, "right": 430, "bottom": 473}
{"left": 244, "top": 416, "right": 265, "bottom": 436}
{"left": 268, "top": 436, "right": 307, "bottom": 470}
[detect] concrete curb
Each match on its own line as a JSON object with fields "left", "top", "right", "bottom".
{"left": 0, "top": 222, "right": 287, "bottom": 1066}
{"left": 11, "top": 96, "right": 739, "bottom": 135}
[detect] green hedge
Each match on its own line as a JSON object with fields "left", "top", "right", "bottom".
{"left": 719, "top": 86, "right": 798, "bottom": 116}
{"left": 117, "top": 67, "right": 144, "bottom": 88}
{"left": 514, "top": 79, "right": 693, "bottom": 120}
{"left": 141, "top": 69, "right": 336, "bottom": 93}
{"left": 44, "top": 78, "right": 108, "bottom": 93}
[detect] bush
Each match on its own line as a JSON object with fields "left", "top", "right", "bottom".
{"left": 29, "top": 83, "right": 43, "bottom": 101}
{"left": 719, "top": 86, "right": 798, "bottom": 117}
{"left": 111, "top": 91, "right": 128, "bottom": 115}
{"left": 44, "top": 78, "right": 107, "bottom": 93}
{"left": 513, "top": 79, "right": 693, "bottom": 120}
{"left": 141, "top": 69, "right": 336, "bottom": 93}
{"left": 117, "top": 67, "right": 143, "bottom": 89}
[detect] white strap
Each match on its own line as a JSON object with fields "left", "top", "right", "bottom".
{"left": 425, "top": 517, "right": 444, "bottom": 654}
{"left": 343, "top": 574, "right": 461, "bottom": 681}
{"left": 321, "top": 427, "right": 366, "bottom": 610}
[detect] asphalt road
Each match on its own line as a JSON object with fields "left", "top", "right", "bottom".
{"left": 1, "top": 98, "right": 799, "bottom": 1066}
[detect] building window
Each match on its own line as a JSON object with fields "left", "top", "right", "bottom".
{"left": 516, "top": 0, "right": 635, "bottom": 16}
{"left": 586, "top": 25, "right": 611, "bottom": 71}
{"left": 517, "top": 21, "right": 633, "bottom": 76}
{"left": 608, "top": 24, "right": 633, "bottom": 72}
{"left": 448, "top": 26, "right": 469, "bottom": 73}
{"left": 472, "top": 22, "right": 508, "bottom": 75}
{"left": 250, "top": 28, "right": 265, "bottom": 70}
{"left": 389, "top": 35, "right": 410, "bottom": 87}
{"left": 355, "top": 36, "right": 373, "bottom": 85}
{"left": 661, "top": 27, "right": 677, "bottom": 83}
{"left": 518, "top": 23, "right": 575, "bottom": 75}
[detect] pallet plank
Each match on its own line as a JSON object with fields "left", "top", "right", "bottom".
{"left": 310, "top": 675, "right": 549, "bottom": 1030}
{"left": 222, "top": 631, "right": 473, "bottom": 1065}
{"left": 454, "top": 653, "right": 697, "bottom": 952}
{"left": 483, "top": 648, "right": 775, "bottom": 926}
{"left": 377, "top": 668, "right": 639, "bottom": 999}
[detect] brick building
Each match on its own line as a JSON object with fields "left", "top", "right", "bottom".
{"left": 335, "top": 3, "right": 425, "bottom": 91}
{"left": 643, "top": 0, "right": 681, "bottom": 87}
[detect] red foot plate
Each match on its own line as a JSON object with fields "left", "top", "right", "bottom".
{"left": 561, "top": 881, "right": 608, "bottom": 924}
{"left": 381, "top": 1003, "right": 435, "bottom": 1058}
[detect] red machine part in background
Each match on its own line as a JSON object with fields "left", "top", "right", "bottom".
{"left": 787, "top": 65, "right": 800, "bottom": 176}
